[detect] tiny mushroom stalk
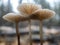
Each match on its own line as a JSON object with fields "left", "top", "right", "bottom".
{"left": 3, "top": 13, "right": 27, "bottom": 45}
{"left": 32, "top": 9, "right": 55, "bottom": 45}
{"left": 17, "top": 3, "right": 42, "bottom": 45}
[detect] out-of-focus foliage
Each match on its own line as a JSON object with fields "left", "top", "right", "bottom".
{"left": 53, "top": 1, "right": 60, "bottom": 26}
{"left": 0, "top": 0, "right": 13, "bottom": 26}
{"left": 34, "top": 0, "right": 51, "bottom": 9}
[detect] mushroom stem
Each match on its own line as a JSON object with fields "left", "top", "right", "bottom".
{"left": 5, "top": 33, "right": 7, "bottom": 45}
{"left": 29, "top": 20, "right": 32, "bottom": 45}
{"left": 16, "top": 22, "right": 20, "bottom": 45}
{"left": 39, "top": 21, "right": 43, "bottom": 45}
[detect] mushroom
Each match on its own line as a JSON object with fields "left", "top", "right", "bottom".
{"left": 17, "top": 3, "right": 42, "bottom": 16}
{"left": 17, "top": 3, "right": 42, "bottom": 45}
{"left": 3, "top": 13, "right": 27, "bottom": 45}
{"left": 32, "top": 9, "right": 55, "bottom": 45}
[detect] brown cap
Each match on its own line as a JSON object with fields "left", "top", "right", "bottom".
{"left": 31, "top": 9, "right": 55, "bottom": 20}
{"left": 3, "top": 13, "right": 28, "bottom": 23}
{"left": 17, "top": 3, "right": 42, "bottom": 17}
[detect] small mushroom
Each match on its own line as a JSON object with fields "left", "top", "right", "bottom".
{"left": 3, "top": 13, "right": 27, "bottom": 45}
{"left": 3, "top": 13, "right": 28, "bottom": 23}
{"left": 32, "top": 9, "right": 55, "bottom": 45}
{"left": 33, "top": 9, "right": 55, "bottom": 20}
{"left": 17, "top": 3, "right": 42, "bottom": 45}
{"left": 17, "top": 3, "right": 42, "bottom": 16}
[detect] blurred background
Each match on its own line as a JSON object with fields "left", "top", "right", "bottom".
{"left": 0, "top": 0, "right": 60, "bottom": 45}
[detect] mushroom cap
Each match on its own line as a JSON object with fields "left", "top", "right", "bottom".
{"left": 3, "top": 13, "right": 28, "bottom": 23}
{"left": 31, "top": 9, "right": 55, "bottom": 20}
{"left": 17, "top": 3, "right": 42, "bottom": 17}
